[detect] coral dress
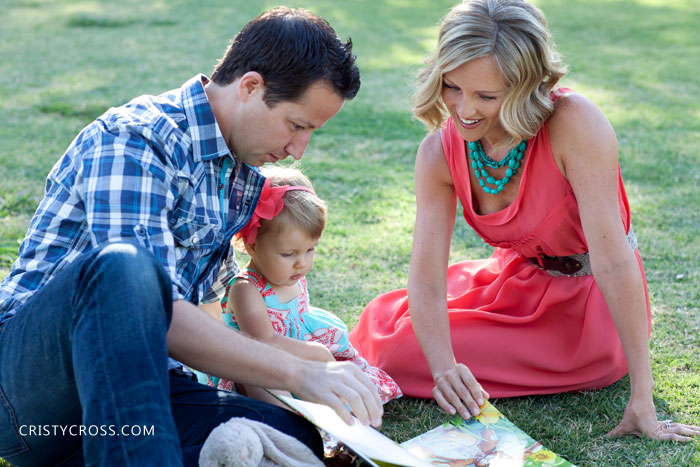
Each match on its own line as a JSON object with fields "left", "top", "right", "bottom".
{"left": 215, "top": 268, "right": 402, "bottom": 403}
{"left": 349, "top": 100, "right": 651, "bottom": 398}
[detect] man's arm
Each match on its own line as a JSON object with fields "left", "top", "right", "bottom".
{"left": 166, "top": 299, "right": 383, "bottom": 427}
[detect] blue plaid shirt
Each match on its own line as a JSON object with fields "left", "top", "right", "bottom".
{"left": 0, "top": 75, "right": 265, "bottom": 323}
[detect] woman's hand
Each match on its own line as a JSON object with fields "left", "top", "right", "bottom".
{"left": 606, "top": 395, "right": 700, "bottom": 442}
{"left": 432, "top": 363, "right": 489, "bottom": 420}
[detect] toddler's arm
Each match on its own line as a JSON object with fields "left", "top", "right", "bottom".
{"left": 199, "top": 301, "right": 224, "bottom": 323}
{"left": 227, "top": 279, "right": 334, "bottom": 362}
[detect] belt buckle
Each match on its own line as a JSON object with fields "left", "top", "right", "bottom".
{"left": 538, "top": 254, "right": 582, "bottom": 275}
{"left": 560, "top": 256, "right": 582, "bottom": 275}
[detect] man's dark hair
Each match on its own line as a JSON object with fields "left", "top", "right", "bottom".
{"left": 211, "top": 7, "right": 360, "bottom": 106}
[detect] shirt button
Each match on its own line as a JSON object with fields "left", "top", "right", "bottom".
{"left": 192, "top": 236, "right": 198, "bottom": 244}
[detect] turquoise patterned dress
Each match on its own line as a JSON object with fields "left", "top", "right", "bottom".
{"left": 197, "top": 268, "right": 402, "bottom": 403}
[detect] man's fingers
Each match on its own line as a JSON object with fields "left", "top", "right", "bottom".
{"left": 334, "top": 364, "right": 383, "bottom": 427}
{"left": 300, "top": 361, "right": 383, "bottom": 427}
{"left": 352, "top": 369, "right": 383, "bottom": 427}
{"left": 323, "top": 394, "right": 356, "bottom": 426}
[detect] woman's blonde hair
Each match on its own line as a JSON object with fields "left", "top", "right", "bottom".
{"left": 235, "top": 166, "right": 326, "bottom": 251}
{"left": 413, "top": 0, "right": 567, "bottom": 148}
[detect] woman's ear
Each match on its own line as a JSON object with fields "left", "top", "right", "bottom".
{"left": 237, "top": 71, "right": 265, "bottom": 103}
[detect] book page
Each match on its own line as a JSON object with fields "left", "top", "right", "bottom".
{"left": 401, "top": 401, "right": 574, "bottom": 466}
{"left": 276, "top": 395, "right": 432, "bottom": 467}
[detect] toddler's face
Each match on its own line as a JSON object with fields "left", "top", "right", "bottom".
{"left": 249, "top": 226, "right": 319, "bottom": 288}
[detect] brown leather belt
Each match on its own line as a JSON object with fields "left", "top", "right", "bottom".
{"left": 529, "top": 226, "right": 637, "bottom": 278}
{"left": 530, "top": 253, "right": 587, "bottom": 276}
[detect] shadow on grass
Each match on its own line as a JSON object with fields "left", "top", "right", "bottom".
{"left": 66, "top": 14, "right": 178, "bottom": 29}
{"left": 37, "top": 100, "right": 109, "bottom": 122}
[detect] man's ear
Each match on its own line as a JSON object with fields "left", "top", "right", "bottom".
{"left": 238, "top": 71, "right": 265, "bottom": 103}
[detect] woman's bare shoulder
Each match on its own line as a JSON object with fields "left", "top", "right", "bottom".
{"left": 549, "top": 91, "right": 616, "bottom": 167}
{"left": 550, "top": 91, "right": 612, "bottom": 135}
{"left": 418, "top": 130, "right": 444, "bottom": 159}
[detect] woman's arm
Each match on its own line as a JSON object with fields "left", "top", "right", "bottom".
{"left": 408, "top": 131, "right": 488, "bottom": 420}
{"left": 228, "top": 279, "right": 333, "bottom": 362}
{"left": 550, "top": 94, "right": 699, "bottom": 441}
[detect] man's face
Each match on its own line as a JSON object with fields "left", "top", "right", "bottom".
{"left": 226, "top": 80, "right": 345, "bottom": 167}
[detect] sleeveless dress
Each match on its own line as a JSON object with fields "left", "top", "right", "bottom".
{"left": 349, "top": 93, "right": 651, "bottom": 398}
{"left": 205, "top": 268, "right": 402, "bottom": 403}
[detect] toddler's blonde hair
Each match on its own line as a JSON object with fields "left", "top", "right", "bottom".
{"left": 235, "top": 166, "right": 326, "bottom": 251}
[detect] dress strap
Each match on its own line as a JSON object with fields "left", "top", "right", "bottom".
{"left": 550, "top": 87, "right": 574, "bottom": 104}
{"left": 221, "top": 268, "right": 273, "bottom": 311}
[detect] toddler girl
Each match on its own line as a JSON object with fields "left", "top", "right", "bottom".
{"left": 200, "top": 166, "right": 401, "bottom": 405}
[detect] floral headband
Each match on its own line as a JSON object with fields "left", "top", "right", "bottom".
{"left": 236, "top": 178, "right": 314, "bottom": 245}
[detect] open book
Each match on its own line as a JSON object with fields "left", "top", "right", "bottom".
{"left": 274, "top": 394, "right": 574, "bottom": 466}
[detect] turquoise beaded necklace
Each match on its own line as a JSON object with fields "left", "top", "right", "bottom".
{"left": 468, "top": 139, "right": 527, "bottom": 194}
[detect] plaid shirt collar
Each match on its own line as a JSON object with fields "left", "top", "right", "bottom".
{"left": 184, "top": 74, "right": 232, "bottom": 163}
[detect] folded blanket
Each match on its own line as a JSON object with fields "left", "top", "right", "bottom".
{"left": 199, "top": 417, "right": 323, "bottom": 467}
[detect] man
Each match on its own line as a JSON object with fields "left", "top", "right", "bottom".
{"left": 0, "top": 7, "right": 381, "bottom": 466}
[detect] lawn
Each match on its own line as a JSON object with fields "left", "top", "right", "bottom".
{"left": 1, "top": 0, "right": 698, "bottom": 465}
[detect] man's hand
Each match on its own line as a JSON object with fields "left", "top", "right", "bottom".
{"left": 167, "top": 301, "right": 382, "bottom": 427}
{"left": 292, "top": 360, "right": 383, "bottom": 427}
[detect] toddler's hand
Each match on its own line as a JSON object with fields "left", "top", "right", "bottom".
{"left": 309, "top": 341, "right": 335, "bottom": 362}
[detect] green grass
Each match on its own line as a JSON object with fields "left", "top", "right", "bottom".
{"left": 1, "top": 0, "right": 698, "bottom": 465}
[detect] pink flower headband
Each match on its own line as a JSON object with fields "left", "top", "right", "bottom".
{"left": 236, "top": 178, "right": 314, "bottom": 245}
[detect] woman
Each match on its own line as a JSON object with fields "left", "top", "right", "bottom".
{"left": 350, "top": 0, "right": 699, "bottom": 441}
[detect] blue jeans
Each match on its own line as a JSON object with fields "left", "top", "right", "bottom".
{"left": 0, "top": 243, "right": 321, "bottom": 466}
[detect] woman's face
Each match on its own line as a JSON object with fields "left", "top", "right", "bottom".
{"left": 441, "top": 56, "right": 508, "bottom": 146}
